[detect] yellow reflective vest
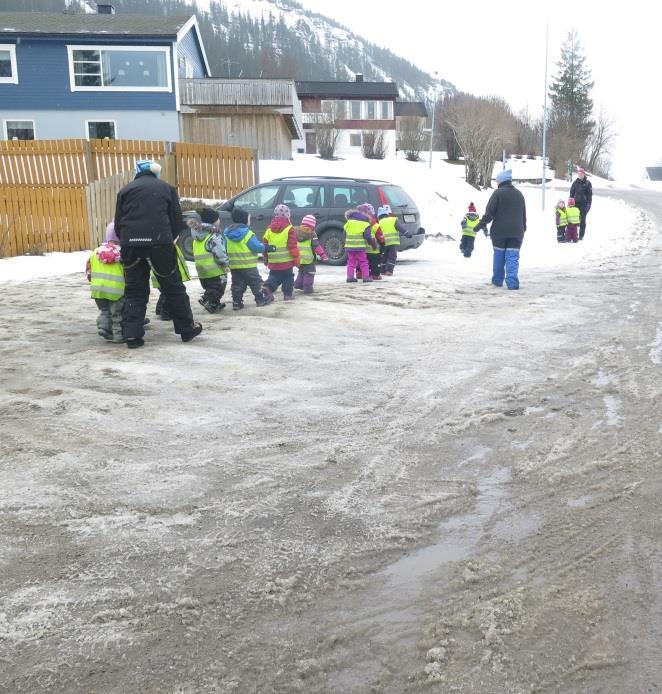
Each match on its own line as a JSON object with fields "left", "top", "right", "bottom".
{"left": 90, "top": 249, "right": 124, "bottom": 301}
{"left": 556, "top": 208, "right": 568, "bottom": 227}
{"left": 263, "top": 225, "right": 294, "bottom": 265}
{"left": 151, "top": 246, "right": 190, "bottom": 289}
{"left": 461, "top": 214, "right": 481, "bottom": 238}
{"left": 366, "top": 222, "right": 381, "bottom": 255}
{"left": 566, "top": 206, "right": 580, "bottom": 225}
{"left": 226, "top": 230, "right": 259, "bottom": 270}
{"left": 344, "top": 218, "right": 370, "bottom": 250}
{"left": 193, "top": 234, "right": 224, "bottom": 279}
{"left": 380, "top": 216, "right": 400, "bottom": 246}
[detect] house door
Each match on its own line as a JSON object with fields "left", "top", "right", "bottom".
{"left": 305, "top": 132, "right": 317, "bottom": 155}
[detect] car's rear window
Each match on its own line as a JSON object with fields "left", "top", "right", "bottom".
{"left": 381, "top": 185, "right": 416, "bottom": 209}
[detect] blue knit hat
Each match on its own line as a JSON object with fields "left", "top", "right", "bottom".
{"left": 135, "top": 159, "right": 162, "bottom": 177}
{"left": 495, "top": 169, "right": 512, "bottom": 184}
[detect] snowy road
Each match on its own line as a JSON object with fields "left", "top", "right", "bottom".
{"left": 1, "top": 188, "right": 661, "bottom": 693}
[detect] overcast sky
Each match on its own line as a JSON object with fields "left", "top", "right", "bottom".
{"left": 299, "top": 0, "right": 658, "bottom": 180}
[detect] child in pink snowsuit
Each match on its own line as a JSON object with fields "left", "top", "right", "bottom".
{"left": 344, "top": 208, "right": 376, "bottom": 283}
{"left": 565, "top": 197, "right": 580, "bottom": 243}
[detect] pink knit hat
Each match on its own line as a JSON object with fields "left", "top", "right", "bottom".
{"left": 273, "top": 204, "right": 291, "bottom": 220}
{"left": 301, "top": 214, "right": 316, "bottom": 230}
{"left": 105, "top": 220, "right": 119, "bottom": 243}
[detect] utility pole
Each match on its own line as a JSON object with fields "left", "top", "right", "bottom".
{"left": 428, "top": 71, "right": 438, "bottom": 170}
{"left": 541, "top": 20, "right": 549, "bottom": 210}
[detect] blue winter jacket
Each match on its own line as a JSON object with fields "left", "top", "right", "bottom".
{"left": 224, "top": 223, "right": 267, "bottom": 253}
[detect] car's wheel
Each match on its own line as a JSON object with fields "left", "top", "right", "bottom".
{"left": 177, "top": 227, "right": 194, "bottom": 262}
{"left": 319, "top": 227, "right": 346, "bottom": 265}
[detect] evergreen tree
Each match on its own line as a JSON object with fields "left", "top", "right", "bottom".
{"left": 548, "top": 30, "right": 595, "bottom": 172}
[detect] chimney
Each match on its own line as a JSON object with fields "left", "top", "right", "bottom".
{"left": 355, "top": 73, "right": 364, "bottom": 83}
{"left": 96, "top": 3, "right": 115, "bottom": 14}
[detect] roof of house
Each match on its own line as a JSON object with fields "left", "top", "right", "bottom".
{"left": 0, "top": 11, "right": 192, "bottom": 37}
{"left": 395, "top": 101, "right": 428, "bottom": 118}
{"left": 295, "top": 80, "right": 399, "bottom": 99}
{"left": 646, "top": 166, "right": 662, "bottom": 181}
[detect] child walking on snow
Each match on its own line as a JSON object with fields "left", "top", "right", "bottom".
{"left": 224, "top": 206, "right": 274, "bottom": 310}
{"left": 555, "top": 199, "right": 568, "bottom": 243}
{"left": 565, "top": 198, "right": 580, "bottom": 243}
{"left": 460, "top": 202, "right": 481, "bottom": 257}
{"left": 378, "top": 205, "right": 410, "bottom": 275}
{"left": 262, "top": 204, "right": 300, "bottom": 302}
{"left": 86, "top": 221, "right": 125, "bottom": 343}
{"left": 344, "top": 207, "right": 375, "bottom": 283}
{"left": 356, "top": 203, "right": 385, "bottom": 280}
{"left": 189, "top": 207, "right": 229, "bottom": 313}
{"left": 294, "top": 214, "right": 328, "bottom": 294}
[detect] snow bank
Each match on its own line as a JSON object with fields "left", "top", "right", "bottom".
{"left": 0, "top": 251, "right": 88, "bottom": 284}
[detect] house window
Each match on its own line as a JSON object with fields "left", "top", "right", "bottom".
{"left": 87, "top": 121, "right": 116, "bottom": 140}
{"left": 321, "top": 100, "right": 344, "bottom": 118}
{"left": 366, "top": 101, "right": 376, "bottom": 119}
{"left": 68, "top": 45, "right": 171, "bottom": 91}
{"left": 380, "top": 101, "right": 391, "bottom": 119}
{"left": 349, "top": 133, "right": 362, "bottom": 147}
{"left": 0, "top": 44, "right": 18, "bottom": 84}
{"left": 4, "top": 120, "right": 35, "bottom": 140}
{"left": 350, "top": 100, "right": 361, "bottom": 119}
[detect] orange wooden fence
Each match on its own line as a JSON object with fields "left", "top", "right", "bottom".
{"left": 0, "top": 185, "right": 89, "bottom": 257}
{"left": 0, "top": 139, "right": 257, "bottom": 257}
{"left": 176, "top": 142, "right": 256, "bottom": 199}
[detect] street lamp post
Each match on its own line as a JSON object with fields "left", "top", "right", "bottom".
{"left": 428, "top": 71, "right": 438, "bottom": 170}
{"left": 541, "top": 21, "right": 549, "bottom": 210}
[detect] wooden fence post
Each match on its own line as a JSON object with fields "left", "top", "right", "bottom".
{"left": 253, "top": 148, "right": 260, "bottom": 185}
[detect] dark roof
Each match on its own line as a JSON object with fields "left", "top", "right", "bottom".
{"left": 295, "top": 80, "right": 399, "bottom": 99}
{"left": 646, "top": 166, "right": 662, "bottom": 181}
{"left": 395, "top": 101, "right": 428, "bottom": 118}
{"left": 0, "top": 11, "right": 192, "bottom": 37}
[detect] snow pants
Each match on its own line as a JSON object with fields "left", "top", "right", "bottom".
{"left": 367, "top": 253, "right": 382, "bottom": 278}
{"left": 565, "top": 224, "right": 579, "bottom": 243}
{"left": 346, "top": 250, "right": 369, "bottom": 280}
{"left": 294, "top": 264, "right": 316, "bottom": 294}
{"left": 492, "top": 237, "right": 522, "bottom": 290}
{"left": 200, "top": 275, "right": 227, "bottom": 306}
{"left": 578, "top": 203, "right": 589, "bottom": 240}
{"left": 121, "top": 245, "right": 194, "bottom": 339}
{"left": 230, "top": 267, "right": 264, "bottom": 305}
{"left": 95, "top": 297, "right": 124, "bottom": 341}
{"left": 381, "top": 246, "right": 398, "bottom": 274}
{"left": 460, "top": 235, "right": 476, "bottom": 257}
{"left": 556, "top": 225, "right": 567, "bottom": 243}
{"left": 264, "top": 268, "right": 295, "bottom": 298}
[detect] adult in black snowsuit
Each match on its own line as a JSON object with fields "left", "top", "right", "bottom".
{"left": 114, "top": 160, "right": 202, "bottom": 348}
{"left": 569, "top": 167, "right": 593, "bottom": 240}
{"left": 473, "top": 169, "right": 526, "bottom": 290}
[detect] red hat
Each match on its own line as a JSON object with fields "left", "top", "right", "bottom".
{"left": 468, "top": 202, "right": 476, "bottom": 213}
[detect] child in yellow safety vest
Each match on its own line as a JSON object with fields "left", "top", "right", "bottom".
{"left": 186, "top": 207, "right": 229, "bottom": 313}
{"left": 555, "top": 199, "right": 568, "bottom": 243}
{"left": 261, "top": 204, "right": 300, "bottom": 302}
{"left": 378, "top": 205, "right": 410, "bottom": 275}
{"left": 86, "top": 221, "right": 125, "bottom": 343}
{"left": 565, "top": 198, "right": 580, "bottom": 243}
{"left": 344, "top": 206, "right": 376, "bottom": 283}
{"left": 460, "top": 202, "right": 481, "bottom": 258}
{"left": 294, "top": 214, "right": 329, "bottom": 293}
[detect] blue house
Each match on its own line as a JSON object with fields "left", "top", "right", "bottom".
{"left": 0, "top": 6, "right": 211, "bottom": 142}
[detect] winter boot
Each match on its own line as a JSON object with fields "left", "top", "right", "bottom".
{"left": 283, "top": 294, "right": 295, "bottom": 302}
{"left": 181, "top": 322, "right": 203, "bottom": 342}
{"left": 505, "top": 249, "right": 520, "bottom": 290}
{"left": 260, "top": 287, "right": 275, "bottom": 304}
{"left": 346, "top": 277, "right": 358, "bottom": 283}
{"left": 302, "top": 273, "right": 315, "bottom": 294}
{"left": 232, "top": 299, "right": 244, "bottom": 310}
{"left": 198, "top": 296, "right": 217, "bottom": 313}
{"left": 294, "top": 272, "right": 304, "bottom": 290}
{"left": 362, "top": 277, "right": 373, "bottom": 283}
{"left": 126, "top": 337, "right": 145, "bottom": 349}
{"left": 491, "top": 248, "right": 506, "bottom": 286}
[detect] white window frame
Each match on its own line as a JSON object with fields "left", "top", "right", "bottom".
{"left": 0, "top": 44, "right": 18, "bottom": 84}
{"left": 380, "top": 100, "right": 392, "bottom": 120}
{"left": 349, "top": 100, "right": 362, "bottom": 120}
{"left": 349, "top": 132, "right": 362, "bottom": 147}
{"left": 66, "top": 44, "right": 172, "bottom": 92}
{"left": 3, "top": 119, "right": 36, "bottom": 140}
{"left": 85, "top": 119, "right": 118, "bottom": 140}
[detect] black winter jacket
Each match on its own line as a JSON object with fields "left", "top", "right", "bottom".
{"left": 114, "top": 172, "right": 183, "bottom": 246}
{"left": 569, "top": 177, "right": 593, "bottom": 207}
{"left": 476, "top": 181, "right": 527, "bottom": 242}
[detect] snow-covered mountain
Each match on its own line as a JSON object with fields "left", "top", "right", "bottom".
{"left": 193, "top": 0, "right": 454, "bottom": 100}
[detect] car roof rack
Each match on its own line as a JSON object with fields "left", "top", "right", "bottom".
{"left": 270, "top": 176, "right": 389, "bottom": 184}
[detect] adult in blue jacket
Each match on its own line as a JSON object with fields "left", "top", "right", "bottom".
{"left": 474, "top": 169, "right": 527, "bottom": 290}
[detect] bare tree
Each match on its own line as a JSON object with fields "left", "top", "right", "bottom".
{"left": 312, "top": 104, "right": 342, "bottom": 160}
{"left": 398, "top": 116, "right": 426, "bottom": 161}
{"left": 583, "top": 108, "right": 617, "bottom": 174}
{"left": 445, "top": 94, "right": 516, "bottom": 188}
{"left": 514, "top": 108, "right": 542, "bottom": 157}
{"left": 362, "top": 130, "right": 387, "bottom": 159}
